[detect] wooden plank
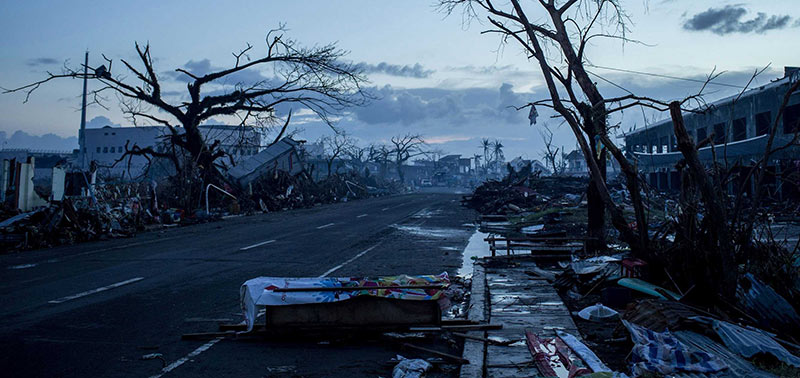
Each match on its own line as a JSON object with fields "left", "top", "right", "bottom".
{"left": 409, "top": 324, "right": 503, "bottom": 331}
{"left": 401, "top": 343, "right": 470, "bottom": 364}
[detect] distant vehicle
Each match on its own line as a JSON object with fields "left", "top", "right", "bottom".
{"left": 420, "top": 179, "right": 432, "bottom": 187}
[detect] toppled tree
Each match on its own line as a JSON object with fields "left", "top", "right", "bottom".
{"left": 4, "top": 27, "right": 370, "bottom": 187}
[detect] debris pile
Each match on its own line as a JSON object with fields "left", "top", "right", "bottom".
{"left": 246, "top": 170, "right": 398, "bottom": 212}
{"left": 462, "top": 175, "right": 586, "bottom": 215}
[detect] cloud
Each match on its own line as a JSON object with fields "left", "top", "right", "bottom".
{"left": 26, "top": 57, "right": 60, "bottom": 67}
{"left": 355, "top": 62, "right": 434, "bottom": 78}
{"left": 683, "top": 6, "right": 793, "bottom": 35}
{"left": 0, "top": 130, "right": 77, "bottom": 151}
{"left": 351, "top": 83, "right": 530, "bottom": 126}
{"left": 85, "top": 116, "right": 121, "bottom": 129}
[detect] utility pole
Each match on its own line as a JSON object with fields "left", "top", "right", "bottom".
{"left": 78, "top": 50, "right": 88, "bottom": 170}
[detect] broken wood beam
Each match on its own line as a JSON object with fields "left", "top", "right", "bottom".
{"left": 451, "top": 332, "right": 516, "bottom": 346}
{"left": 408, "top": 324, "right": 502, "bottom": 332}
{"left": 401, "top": 343, "right": 470, "bottom": 364}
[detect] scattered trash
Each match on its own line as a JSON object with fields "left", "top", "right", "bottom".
{"left": 140, "top": 353, "right": 166, "bottom": 368}
{"left": 392, "top": 355, "right": 431, "bottom": 378}
{"left": 577, "top": 303, "right": 619, "bottom": 322}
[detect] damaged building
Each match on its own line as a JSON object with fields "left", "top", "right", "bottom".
{"left": 624, "top": 67, "right": 800, "bottom": 199}
{"left": 85, "top": 124, "right": 263, "bottom": 180}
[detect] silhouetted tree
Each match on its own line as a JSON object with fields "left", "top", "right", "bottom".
{"left": 4, "top": 26, "right": 370, "bottom": 184}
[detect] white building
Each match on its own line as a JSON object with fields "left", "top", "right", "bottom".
{"left": 84, "top": 125, "right": 262, "bottom": 180}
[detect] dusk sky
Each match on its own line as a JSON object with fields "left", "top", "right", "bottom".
{"left": 1, "top": 0, "right": 799, "bottom": 160}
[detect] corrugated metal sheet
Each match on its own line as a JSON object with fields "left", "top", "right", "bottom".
{"left": 736, "top": 273, "right": 800, "bottom": 335}
{"left": 673, "top": 331, "right": 776, "bottom": 378}
{"left": 711, "top": 320, "right": 800, "bottom": 367}
{"left": 622, "top": 299, "right": 699, "bottom": 332}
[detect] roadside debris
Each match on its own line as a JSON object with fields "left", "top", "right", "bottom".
{"left": 392, "top": 355, "right": 431, "bottom": 378}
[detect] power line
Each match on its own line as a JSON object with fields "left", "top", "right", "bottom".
{"left": 586, "top": 64, "right": 746, "bottom": 89}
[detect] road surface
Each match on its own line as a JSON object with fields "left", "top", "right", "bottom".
{"left": 0, "top": 193, "right": 476, "bottom": 377}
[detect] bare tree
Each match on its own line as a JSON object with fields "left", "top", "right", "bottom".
{"left": 4, "top": 26, "right": 370, "bottom": 184}
{"left": 389, "top": 134, "right": 427, "bottom": 183}
{"left": 318, "top": 132, "right": 355, "bottom": 177}
{"left": 344, "top": 143, "right": 369, "bottom": 174}
{"left": 438, "top": 0, "right": 676, "bottom": 255}
{"left": 539, "top": 124, "right": 565, "bottom": 175}
{"left": 368, "top": 143, "right": 393, "bottom": 179}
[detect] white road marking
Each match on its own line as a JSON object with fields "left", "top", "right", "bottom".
{"left": 11, "top": 235, "right": 185, "bottom": 269}
{"left": 48, "top": 277, "right": 144, "bottom": 304}
{"left": 148, "top": 337, "right": 222, "bottom": 378}
{"left": 239, "top": 239, "right": 276, "bottom": 251}
{"left": 316, "top": 223, "right": 335, "bottom": 229}
{"left": 319, "top": 244, "right": 381, "bottom": 278}
{"left": 356, "top": 214, "right": 368, "bottom": 218}
{"left": 8, "top": 263, "right": 37, "bottom": 270}
{"left": 381, "top": 207, "right": 390, "bottom": 211}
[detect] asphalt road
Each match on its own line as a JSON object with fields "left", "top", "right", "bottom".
{"left": 0, "top": 193, "right": 477, "bottom": 377}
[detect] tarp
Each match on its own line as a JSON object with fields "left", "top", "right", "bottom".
{"left": 622, "top": 320, "right": 728, "bottom": 375}
{"left": 240, "top": 273, "right": 449, "bottom": 331}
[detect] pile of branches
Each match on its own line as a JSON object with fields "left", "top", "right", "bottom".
{"left": 245, "top": 170, "right": 397, "bottom": 212}
{"left": 463, "top": 164, "right": 587, "bottom": 214}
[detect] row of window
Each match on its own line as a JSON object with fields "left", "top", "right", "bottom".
{"left": 94, "top": 145, "right": 260, "bottom": 155}
{"left": 96, "top": 146, "right": 124, "bottom": 154}
{"left": 631, "top": 105, "right": 800, "bottom": 154}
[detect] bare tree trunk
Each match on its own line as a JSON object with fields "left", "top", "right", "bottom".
{"left": 586, "top": 130, "right": 607, "bottom": 253}
{"left": 669, "top": 101, "right": 737, "bottom": 300}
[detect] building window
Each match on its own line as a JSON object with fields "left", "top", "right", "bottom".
{"left": 784, "top": 103, "right": 800, "bottom": 134}
{"left": 671, "top": 136, "right": 677, "bottom": 151}
{"left": 660, "top": 136, "right": 668, "bottom": 153}
{"left": 110, "top": 147, "right": 115, "bottom": 153}
{"left": 103, "top": 147, "right": 108, "bottom": 153}
{"left": 96, "top": 147, "right": 101, "bottom": 153}
{"left": 696, "top": 127, "right": 707, "bottom": 142}
{"left": 713, "top": 123, "right": 726, "bottom": 144}
{"left": 119, "top": 146, "right": 123, "bottom": 153}
{"left": 732, "top": 117, "right": 746, "bottom": 141}
{"left": 755, "top": 111, "right": 771, "bottom": 136}
{"left": 651, "top": 144, "right": 657, "bottom": 154}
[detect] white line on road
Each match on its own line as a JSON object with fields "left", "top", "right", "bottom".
{"left": 356, "top": 214, "right": 368, "bottom": 218}
{"left": 239, "top": 239, "right": 276, "bottom": 251}
{"left": 48, "top": 277, "right": 144, "bottom": 304}
{"left": 381, "top": 207, "right": 390, "bottom": 211}
{"left": 8, "top": 263, "right": 37, "bottom": 270}
{"left": 316, "top": 223, "right": 335, "bottom": 229}
{"left": 319, "top": 243, "right": 381, "bottom": 278}
{"left": 148, "top": 337, "right": 222, "bottom": 378}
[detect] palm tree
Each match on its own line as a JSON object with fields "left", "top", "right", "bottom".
{"left": 492, "top": 140, "right": 504, "bottom": 170}
{"left": 480, "top": 138, "right": 492, "bottom": 169}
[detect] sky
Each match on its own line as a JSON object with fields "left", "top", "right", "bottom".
{"left": 1, "top": 0, "right": 799, "bottom": 161}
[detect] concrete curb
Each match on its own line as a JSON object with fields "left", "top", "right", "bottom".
{"left": 459, "top": 262, "right": 487, "bottom": 378}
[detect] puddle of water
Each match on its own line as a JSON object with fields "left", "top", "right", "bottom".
{"left": 411, "top": 208, "right": 443, "bottom": 219}
{"left": 392, "top": 225, "right": 467, "bottom": 238}
{"left": 457, "top": 229, "right": 491, "bottom": 278}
